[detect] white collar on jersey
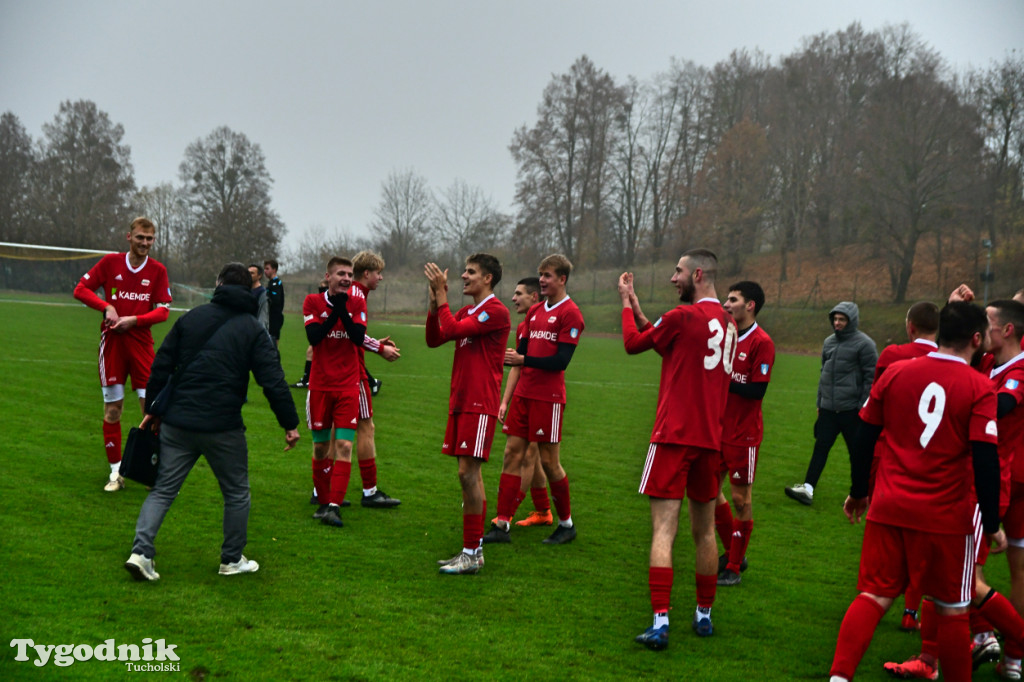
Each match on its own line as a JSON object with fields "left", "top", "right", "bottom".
{"left": 737, "top": 321, "right": 759, "bottom": 343}
{"left": 544, "top": 295, "right": 571, "bottom": 312}
{"left": 695, "top": 297, "right": 720, "bottom": 305}
{"left": 124, "top": 252, "right": 149, "bottom": 274}
{"left": 926, "top": 350, "right": 967, "bottom": 365}
{"left": 468, "top": 293, "right": 496, "bottom": 315}
{"left": 913, "top": 338, "right": 938, "bottom": 348}
{"left": 991, "top": 350, "right": 1024, "bottom": 379}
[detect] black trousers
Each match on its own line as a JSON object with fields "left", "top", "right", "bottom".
{"left": 803, "top": 409, "right": 861, "bottom": 489}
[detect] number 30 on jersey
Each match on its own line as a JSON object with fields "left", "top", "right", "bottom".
{"left": 706, "top": 318, "right": 737, "bottom": 374}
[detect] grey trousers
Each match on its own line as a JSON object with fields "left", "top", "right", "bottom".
{"left": 131, "top": 422, "right": 250, "bottom": 564}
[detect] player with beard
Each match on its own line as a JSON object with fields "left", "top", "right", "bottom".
{"left": 828, "top": 302, "right": 1002, "bottom": 682}
{"left": 74, "top": 217, "right": 172, "bottom": 491}
{"left": 619, "top": 249, "right": 737, "bottom": 649}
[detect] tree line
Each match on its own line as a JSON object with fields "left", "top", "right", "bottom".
{"left": 2, "top": 22, "right": 1022, "bottom": 300}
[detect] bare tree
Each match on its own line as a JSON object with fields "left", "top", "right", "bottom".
{"left": 370, "top": 168, "right": 433, "bottom": 268}
{"left": 131, "top": 183, "right": 192, "bottom": 271}
{"left": 288, "top": 224, "right": 362, "bottom": 275}
{"left": 859, "top": 62, "right": 985, "bottom": 302}
{"left": 510, "top": 55, "right": 627, "bottom": 266}
{"left": 432, "top": 178, "right": 510, "bottom": 263}
{"left": 607, "top": 78, "right": 654, "bottom": 267}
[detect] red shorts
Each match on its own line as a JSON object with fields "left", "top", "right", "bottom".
{"left": 720, "top": 443, "right": 759, "bottom": 486}
{"left": 858, "top": 520, "right": 974, "bottom": 607}
{"left": 306, "top": 389, "right": 359, "bottom": 432}
{"left": 501, "top": 396, "right": 564, "bottom": 443}
{"left": 1003, "top": 481, "right": 1024, "bottom": 541}
{"left": 442, "top": 413, "right": 496, "bottom": 462}
{"left": 639, "top": 443, "right": 720, "bottom": 502}
{"left": 358, "top": 378, "right": 373, "bottom": 420}
{"left": 98, "top": 331, "right": 154, "bottom": 390}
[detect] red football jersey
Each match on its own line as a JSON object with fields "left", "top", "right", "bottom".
{"left": 992, "top": 353, "right": 1024, "bottom": 483}
{"left": 303, "top": 291, "right": 363, "bottom": 393}
{"left": 78, "top": 253, "right": 172, "bottom": 344}
{"left": 874, "top": 339, "right": 937, "bottom": 381}
{"left": 515, "top": 319, "right": 528, "bottom": 346}
{"left": 348, "top": 282, "right": 378, "bottom": 379}
{"left": 860, "top": 352, "right": 999, "bottom": 535}
{"left": 513, "top": 296, "right": 584, "bottom": 403}
{"left": 426, "top": 294, "right": 511, "bottom": 415}
{"left": 623, "top": 298, "right": 738, "bottom": 449}
{"left": 722, "top": 322, "right": 775, "bottom": 447}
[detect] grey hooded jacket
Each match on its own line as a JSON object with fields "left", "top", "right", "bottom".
{"left": 817, "top": 301, "right": 877, "bottom": 412}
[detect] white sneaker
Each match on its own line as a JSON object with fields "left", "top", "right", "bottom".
{"left": 104, "top": 473, "right": 124, "bottom": 492}
{"left": 784, "top": 483, "right": 813, "bottom": 505}
{"left": 219, "top": 555, "right": 260, "bottom": 576}
{"left": 124, "top": 553, "right": 160, "bottom": 581}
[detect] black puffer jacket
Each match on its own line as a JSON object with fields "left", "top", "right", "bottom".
{"left": 817, "top": 301, "right": 878, "bottom": 412}
{"left": 145, "top": 285, "right": 298, "bottom": 433}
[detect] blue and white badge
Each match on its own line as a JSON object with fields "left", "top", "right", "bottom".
{"left": 360, "top": 312, "right": 367, "bottom": 322}
{"left": 479, "top": 311, "right": 490, "bottom": 323}
{"left": 570, "top": 328, "right": 579, "bottom": 338}
{"left": 760, "top": 363, "right": 770, "bottom": 375}
{"left": 654, "top": 317, "right": 663, "bottom": 328}
{"left": 1008, "top": 379, "right": 1020, "bottom": 390}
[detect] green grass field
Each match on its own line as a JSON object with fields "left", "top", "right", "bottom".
{"left": 0, "top": 298, "right": 1014, "bottom": 680}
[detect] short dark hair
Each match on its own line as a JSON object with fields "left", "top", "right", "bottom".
{"left": 248, "top": 263, "right": 261, "bottom": 272}
{"left": 218, "top": 262, "right": 251, "bottom": 287}
{"left": 727, "top": 280, "right": 765, "bottom": 315}
{"left": 937, "top": 301, "right": 988, "bottom": 350}
{"left": 263, "top": 258, "right": 279, "bottom": 271}
{"left": 517, "top": 276, "right": 540, "bottom": 296}
{"left": 989, "top": 299, "right": 1024, "bottom": 343}
{"left": 467, "top": 253, "right": 502, "bottom": 288}
{"left": 906, "top": 301, "right": 939, "bottom": 334}
{"left": 683, "top": 248, "right": 718, "bottom": 282}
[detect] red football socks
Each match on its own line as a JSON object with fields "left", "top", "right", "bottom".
{"left": 312, "top": 457, "right": 332, "bottom": 503}
{"left": 935, "top": 611, "right": 971, "bottom": 681}
{"left": 695, "top": 572, "right": 717, "bottom": 609}
{"left": 920, "top": 598, "right": 938, "bottom": 659}
{"left": 649, "top": 566, "right": 673, "bottom": 613}
{"left": 358, "top": 458, "right": 377, "bottom": 490}
{"left": 830, "top": 594, "right": 886, "bottom": 680}
{"left": 328, "top": 460, "right": 351, "bottom": 507}
{"left": 103, "top": 420, "right": 121, "bottom": 465}
{"left": 714, "top": 502, "right": 733, "bottom": 552}
{"left": 496, "top": 473, "right": 521, "bottom": 522}
{"left": 549, "top": 475, "right": 571, "bottom": 522}
{"left": 727, "top": 519, "right": 753, "bottom": 572}
{"left": 531, "top": 486, "right": 551, "bottom": 512}
{"left": 977, "top": 590, "right": 1024, "bottom": 658}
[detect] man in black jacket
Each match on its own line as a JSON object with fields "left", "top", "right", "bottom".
{"left": 125, "top": 263, "right": 300, "bottom": 581}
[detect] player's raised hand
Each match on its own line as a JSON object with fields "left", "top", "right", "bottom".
{"left": 617, "top": 272, "right": 634, "bottom": 300}
{"left": 424, "top": 262, "right": 448, "bottom": 291}
{"left": 949, "top": 283, "right": 975, "bottom": 303}
{"left": 843, "top": 496, "right": 868, "bottom": 524}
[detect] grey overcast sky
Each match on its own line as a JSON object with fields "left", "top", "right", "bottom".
{"left": 2, "top": 0, "right": 1022, "bottom": 263}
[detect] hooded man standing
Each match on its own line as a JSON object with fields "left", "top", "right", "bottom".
{"left": 785, "top": 302, "right": 876, "bottom": 505}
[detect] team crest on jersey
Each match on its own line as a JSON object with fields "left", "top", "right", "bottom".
{"left": 570, "top": 328, "right": 579, "bottom": 339}
{"left": 738, "top": 352, "right": 748, "bottom": 361}
{"left": 760, "top": 364, "right": 769, "bottom": 375}
{"left": 548, "top": 316, "right": 557, "bottom": 323}
{"left": 986, "top": 420, "right": 998, "bottom": 437}
{"left": 1008, "top": 379, "right": 1020, "bottom": 390}
{"left": 360, "top": 312, "right": 366, "bottom": 322}
{"left": 83, "top": 273, "right": 91, "bottom": 280}
{"left": 141, "top": 279, "right": 150, "bottom": 286}
{"left": 654, "top": 317, "right": 663, "bottom": 327}
{"left": 478, "top": 311, "right": 490, "bottom": 323}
